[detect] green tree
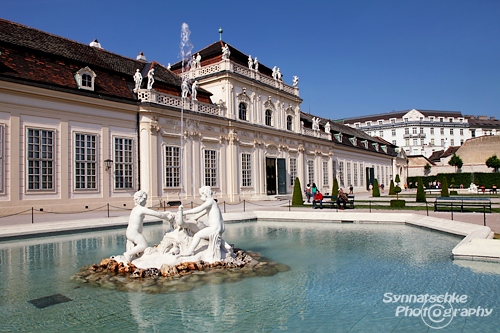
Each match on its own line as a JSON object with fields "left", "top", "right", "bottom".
{"left": 292, "top": 177, "right": 304, "bottom": 206}
{"left": 486, "top": 154, "right": 500, "bottom": 173}
{"left": 332, "top": 178, "right": 339, "bottom": 197}
{"left": 441, "top": 177, "right": 449, "bottom": 197}
{"left": 416, "top": 177, "right": 427, "bottom": 202}
{"left": 389, "top": 180, "right": 395, "bottom": 195}
{"left": 372, "top": 179, "right": 380, "bottom": 197}
{"left": 448, "top": 153, "right": 463, "bottom": 171}
{"left": 395, "top": 174, "right": 401, "bottom": 184}
{"left": 394, "top": 185, "right": 402, "bottom": 200}
{"left": 424, "top": 163, "right": 431, "bottom": 175}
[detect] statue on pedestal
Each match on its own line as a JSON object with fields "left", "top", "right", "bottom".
{"left": 191, "top": 80, "right": 198, "bottom": 100}
{"left": 222, "top": 44, "right": 231, "bottom": 60}
{"left": 248, "top": 55, "right": 253, "bottom": 69}
{"left": 147, "top": 68, "right": 155, "bottom": 90}
{"left": 293, "top": 75, "right": 299, "bottom": 87}
{"left": 133, "top": 69, "right": 143, "bottom": 93}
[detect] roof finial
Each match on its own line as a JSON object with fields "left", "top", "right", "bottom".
{"left": 218, "top": 27, "right": 223, "bottom": 41}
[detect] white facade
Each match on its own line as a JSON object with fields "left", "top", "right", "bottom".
{"left": 344, "top": 109, "right": 471, "bottom": 157}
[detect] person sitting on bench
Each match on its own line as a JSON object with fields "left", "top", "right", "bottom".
{"left": 313, "top": 190, "right": 323, "bottom": 209}
{"left": 337, "top": 188, "right": 349, "bottom": 210}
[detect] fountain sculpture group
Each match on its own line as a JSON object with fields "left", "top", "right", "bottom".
{"left": 74, "top": 186, "right": 289, "bottom": 293}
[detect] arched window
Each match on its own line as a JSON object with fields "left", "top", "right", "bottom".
{"left": 238, "top": 103, "right": 247, "bottom": 120}
{"left": 286, "top": 115, "right": 293, "bottom": 130}
{"left": 265, "top": 109, "right": 272, "bottom": 126}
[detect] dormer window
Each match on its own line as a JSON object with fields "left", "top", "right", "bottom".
{"left": 334, "top": 133, "right": 343, "bottom": 142}
{"left": 75, "top": 67, "right": 96, "bottom": 91}
{"left": 349, "top": 137, "right": 357, "bottom": 146}
{"left": 362, "top": 140, "right": 368, "bottom": 149}
{"left": 381, "top": 145, "right": 387, "bottom": 153}
{"left": 372, "top": 143, "right": 379, "bottom": 151}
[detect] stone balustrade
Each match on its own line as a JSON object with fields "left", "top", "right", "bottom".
{"left": 137, "top": 89, "right": 224, "bottom": 117}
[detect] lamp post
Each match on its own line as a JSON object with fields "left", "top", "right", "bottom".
{"left": 104, "top": 159, "right": 113, "bottom": 171}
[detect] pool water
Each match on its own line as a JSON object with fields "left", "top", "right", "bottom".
{"left": 0, "top": 222, "right": 499, "bottom": 332}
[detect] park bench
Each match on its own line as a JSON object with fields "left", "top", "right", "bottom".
{"left": 425, "top": 188, "right": 442, "bottom": 195}
{"left": 321, "top": 195, "right": 355, "bottom": 209}
{"left": 434, "top": 197, "right": 491, "bottom": 213}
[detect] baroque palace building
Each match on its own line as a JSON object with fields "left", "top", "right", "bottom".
{"left": 0, "top": 19, "right": 400, "bottom": 213}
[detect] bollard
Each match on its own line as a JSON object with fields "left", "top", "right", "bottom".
{"left": 451, "top": 202, "right": 453, "bottom": 220}
{"left": 426, "top": 201, "right": 429, "bottom": 216}
{"left": 484, "top": 205, "right": 486, "bottom": 226}
{"left": 369, "top": 201, "right": 371, "bottom": 213}
{"left": 289, "top": 200, "right": 291, "bottom": 211}
{"left": 244, "top": 200, "right": 246, "bottom": 212}
{"left": 107, "top": 203, "right": 110, "bottom": 218}
{"left": 32, "top": 207, "right": 34, "bottom": 224}
{"left": 224, "top": 201, "right": 226, "bottom": 214}
{"left": 163, "top": 200, "right": 166, "bottom": 211}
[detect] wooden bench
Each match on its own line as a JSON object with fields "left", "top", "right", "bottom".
{"left": 434, "top": 197, "right": 491, "bottom": 213}
{"left": 321, "top": 195, "right": 355, "bottom": 209}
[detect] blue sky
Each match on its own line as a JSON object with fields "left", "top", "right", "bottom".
{"left": 3, "top": 0, "right": 500, "bottom": 120}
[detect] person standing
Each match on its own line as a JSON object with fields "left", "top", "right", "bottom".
{"left": 312, "top": 183, "right": 318, "bottom": 196}
{"left": 305, "top": 184, "right": 312, "bottom": 203}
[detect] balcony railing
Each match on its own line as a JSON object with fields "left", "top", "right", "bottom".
{"left": 181, "top": 60, "right": 299, "bottom": 96}
{"left": 137, "top": 89, "right": 225, "bottom": 117}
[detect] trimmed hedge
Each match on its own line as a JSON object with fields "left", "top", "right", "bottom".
{"left": 408, "top": 173, "right": 500, "bottom": 189}
{"left": 390, "top": 199, "right": 406, "bottom": 208}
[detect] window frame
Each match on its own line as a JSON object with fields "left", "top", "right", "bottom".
{"left": 238, "top": 102, "right": 247, "bottom": 121}
{"left": 74, "top": 132, "right": 98, "bottom": 191}
{"left": 265, "top": 109, "right": 273, "bottom": 126}
{"left": 241, "top": 153, "right": 252, "bottom": 187}
{"left": 26, "top": 127, "right": 55, "bottom": 191}
{"left": 164, "top": 145, "right": 180, "bottom": 188}
{"left": 113, "top": 137, "right": 134, "bottom": 190}
{"left": 204, "top": 149, "right": 217, "bottom": 187}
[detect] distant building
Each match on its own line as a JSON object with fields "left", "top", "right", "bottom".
{"left": 467, "top": 115, "right": 500, "bottom": 138}
{"left": 340, "top": 109, "right": 474, "bottom": 157}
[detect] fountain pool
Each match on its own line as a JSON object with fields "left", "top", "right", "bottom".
{"left": 0, "top": 221, "right": 499, "bottom": 332}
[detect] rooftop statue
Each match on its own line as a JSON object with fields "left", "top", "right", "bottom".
{"left": 222, "top": 44, "right": 231, "bottom": 60}
{"left": 312, "top": 117, "right": 320, "bottom": 131}
{"left": 325, "top": 121, "right": 331, "bottom": 134}
{"left": 147, "top": 68, "right": 155, "bottom": 90}
{"left": 191, "top": 80, "right": 198, "bottom": 100}
{"left": 195, "top": 53, "right": 202, "bottom": 68}
{"left": 276, "top": 68, "right": 282, "bottom": 80}
{"left": 254, "top": 57, "right": 258, "bottom": 71}
{"left": 181, "top": 79, "right": 189, "bottom": 99}
{"left": 248, "top": 55, "right": 253, "bottom": 69}
{"left": 272, "top": 66, "right": 277, "bottom": 80}
{"left": 293, "top": 75, "right": 299, "bottom": 87}
{"left": 133, "top": 69, "right": 143, "bottom": 93}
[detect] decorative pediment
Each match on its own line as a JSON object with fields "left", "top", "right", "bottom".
{"left": 264, "top": 96, "right": 275, "bottom": 110}
{"left": 362, "top": 140, "right": 368, "bottom": 149}
{"left": 372, "top": 142, "right": 379, "bottom": 151}
{"left": 381, "top": 145, "right": 387, "bottom": 153}
{"left": 349, "top": 137, "right": 357, "bottom": 146}
{"left": 334, "top": 133, "right": 343, "bottom": 142}
{"left": 74, "top": 66, "right": 96, "bottom": 91}
{"left": 237, "top": 88, "right": 250, "bottom": 103}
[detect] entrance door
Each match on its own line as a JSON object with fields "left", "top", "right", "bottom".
{"left": 266, "top": 158, "right": 277, "bottom": 195}
{"left": 366, "top": 167, "right": 374, "bottom": 190}
{"left": 277, "top": 158, "right": 287, "bottom": 195}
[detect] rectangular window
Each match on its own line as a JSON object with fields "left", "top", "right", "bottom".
{"left": 378, "top": 120, "right": 383, "bottom": 125}
{"left": 322, "top": 161, "right": 329, "bottom": 187}
{"left": 391, "top": 129, "right": 396, "bottom": 136}
{"left": 290, "top": 158, "right": 297, "bottom": 186}
{"left": 332, "top": 160, "right": 337, "bottom": 180}
{"left": 385, "top": 166, "right": 389, "bottom": 185}
{"left": 204, "top": 150, "right": 217, "bottom": 187}
{"left": 339, "top": 161, "right": 344, "bottom": 187}
{"left": 460, "top": 129, "right": 464, "bottom": 135}
{"left": 307, "top": 160, "right": 314, "bottom": 186}
{"left": 413, "top": 139, "right": 418, "bottom": 146}
{"left": 412, "top": 127, "right": 417, "bottom": 134}
{"left": 450, "top": 128, "right": 454, "bottom": 135}
{"left": 165, "top": 146, "right": 180, "bottom": 187}
{"left": 451, "top": 139, "right": 455, "bottom": 146}
{"left": 431, "top": 138, "right": 435, "bottom": 145}
{"left": 74, "top": 133, "right": 97, "bottom": 190}
{"left": 405, "top": 128, "right": 409, "bottom": 135}
{"left": 392, "top": 140, "right": 397, "bottom": 145}
{"left": 440, "top": 128, "right": 444, "bottom": 135}
{"left": 381, "top": 166, "right": 385, "bottom": 186}
{"left": 420, "top": 127, "right": 424, "bottom": 134}
{"left": 405, "top": 139, "right": 410, "bottom": 146}
{"left": 353, "top": 162, "right": 358, "bottom": 187}
{"left": 430, "top": 128, "right": 434, "bottom": 135}
{"left": 346, "top": 162, "right": 352, "bottom": 188}
{"left": 441, "top": 138, "right": 445, "bottom": 146}
{"left": 359, "top": 163, "right": 364, "bottom": 188}
{"left": 391, "top": 119, "right": 395, "bottom": 124}
{"left": 114, "top": 138, "right": 134, "bottom": 189}
{"left": 27, "top": 128, "right": 54, "bottom": 190}
{"left": 430, "top": 117, "right": 434, "bottom": 122}
{"left": 242, "top": 153, "right": 252, "bottom": 187}
{"left": 379, "top": 131, "right": 383, "bottom": 137}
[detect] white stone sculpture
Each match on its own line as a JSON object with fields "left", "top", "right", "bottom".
{"left": 293, "top": 75, "right": 299, "bottom": 87}
{"left": 222, "top": 44, "right": 230, "bottom": 60}
{"left": 133, "top": 69, "right": 143, "bottom": 93}
{"left": 120, "top": 190, "right": 172, "bottom": 262}
{"left": 325, "top": 121, "right": 331, "bottom": 134}
{"left": 191, "top": 55, "right": 196, "bottom": 71}
{"left": 167, "top": 63, "right": 171, "bottom": 70}
{"left": 468, "top": 183, "right": 478, "bottom": 193}
{"left": 276, "top": 68, "right": 282, "bottom": 80}
{"left": 248, "top": 55, "right": 253, "bottom": 69}
{"left": 254, "top": 57, "right": 258, "bottom": 71}
{"left": 112, "top": 186, "right": 234, "bottom": 269}
{"left": 181, "top": 79, "right": 189, "bottom": 99}
{"left": 272, "top": 66, "right": 277, "bottom": 79}
{"left": 195, "top": 53, "right": 201, "bottom": 68}
{"left": 147, "top": 68, "right": 155, "bottom": 90}
{"left": 191, "top": 80, "right": 198, "bottom": 100}
{"left": 312, "top": 117, "right": 320, "bottom": 131}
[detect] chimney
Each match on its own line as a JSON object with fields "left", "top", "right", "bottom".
{"left": 478, "top": 115, "right": 488, "bottom": 120}
{"left": 136, "top": 52, "right": 147, "bottom": 61}
{"left": 89, "top": 39, "right": 102, "bottom": 48}
{"left": 490, "top": 116, "right": 496, "bottom": 120}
